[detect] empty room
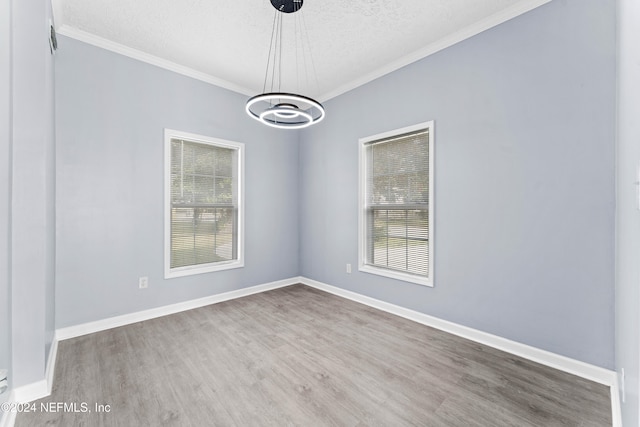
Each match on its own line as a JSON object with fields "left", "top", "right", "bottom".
{"left": 1, "top": 0, "right": 639, "bottom": 425}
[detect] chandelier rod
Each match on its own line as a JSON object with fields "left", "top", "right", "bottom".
{"left": 262, "top": 10, "right": 279, "bottom": 94}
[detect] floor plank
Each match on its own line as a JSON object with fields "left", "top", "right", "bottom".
{"left": 15, "top": 284, "right": 611, "bottom": 426}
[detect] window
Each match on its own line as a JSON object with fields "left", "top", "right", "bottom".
{"left": 164, "top": 129, "right": 244, "bottom": 278}
{"left": 359, "top": 122, "right": 434, "bottom": 286}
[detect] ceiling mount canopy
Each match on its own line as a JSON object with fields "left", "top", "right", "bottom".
{"left": 245, "top": 0, "right": 325, "bottom": 130}
{"left": 270, "top": 0, "right": 303, "bottom": 14}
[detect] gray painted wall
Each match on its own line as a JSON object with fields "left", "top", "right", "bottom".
{"left": 299, "top": 0, "right": 615, "bottom": 368}
{"left": 55, "top": 37, "right": 300, "bottom": 328}
{"left": 10, "top": 0, "right": 56, "bottom": 388}
{"left": 55, "top": 0, "right": 615, "bottom": 375}
{"left": 0, "top": 0, "right": 12, "bottom": 404}
{"left": 616, "top": 0, "right": 640, "bottom": 424}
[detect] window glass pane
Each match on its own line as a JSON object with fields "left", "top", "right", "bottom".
{"left": 215, "top": 149, "right": 233, "bottom": 177}
{"left": 408, "top": 240, "right": 428, "bottom": 276}
{"left": 367, "top": 130, "right": 429, "bottom": 206}
{"left": 407, "top": 210, "right": 428, "bottom": 240}
{"left": 182, "top": 142, "right": 195, "bottom": 174}
{"left": 371, "top": 176, "right": 390, "bottom": 204}
{"left": 215, "top": 232, "right": 234, "bottom": 261}
{"left": 171, "top": 207, "right": 196, "bottom": 268}
{"left": 372, "top": 237, "right": 388, "bottom": 266}
{"left": 194, "top": 145, "right": 214, "bottom": 175}
{"left": 169, "top": 137, "right": 239, "bottom": 271}
{"left": 386, "top": 237, "right": 408, "bottom": 271}
{"left": 193, "top": 209, "right": 217, "bottom": 264}
{"left": 193, "top": 175, "right": 214, "bottom": 204}
{"left": 364, "top": 127, "right": 430, "bottom": 279}
{"left": 408, "top": 173, "right": 428, "bottom": 204}
{"left": 215, "top": 177, "right": 233, "bottom": 204}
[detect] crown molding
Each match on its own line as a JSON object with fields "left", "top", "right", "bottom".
{"left": 55, "top": 25, "right": 255, "bottom": 97}
{"left": 317, "top": 0, "right": 552, "bottom": 102}
{"left": 55, "top": 0, "right": 551, "bottom": 103}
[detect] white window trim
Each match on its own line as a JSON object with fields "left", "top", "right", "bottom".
{"left": 358, "top": 121, "right": 434, "bottom": 287}
{"left": 164, "top": 128, "right": 245, "bottom": 279}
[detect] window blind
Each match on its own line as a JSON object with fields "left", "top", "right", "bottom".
{"left": 170, "top": 139, "right": 238, "bottom": 269}
{"left": 365, "top": 129, "right": 429, "bottom": 277}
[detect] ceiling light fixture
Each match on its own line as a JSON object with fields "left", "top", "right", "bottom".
{"left": 246, "top": 0, "right": 325, "bottom": 130}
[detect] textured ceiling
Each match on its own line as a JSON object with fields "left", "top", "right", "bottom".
{"left": 52, "top": 0, "right": 550, "bottom": 101}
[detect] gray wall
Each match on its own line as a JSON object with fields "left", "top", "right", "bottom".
{"left": 55, "top": 37, "right": 300, "bottom": 328}
{"left": 55, "top": 0, "right": 615, "bottom": 373}
{"left": 9, "top": 0, "right": 56, "bottom": 388}
{"left": 616, "top": 0, "right": 640, "bottom": 424}
{"left": 0, "top": 0, "right": 12, "bottom": 404}
{"left": 299, "top": 0, "right": 615, "bottom": 368}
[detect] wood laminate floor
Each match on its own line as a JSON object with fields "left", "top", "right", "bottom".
{"left": 15, "top": 284, "right": 611, "bottom": 426}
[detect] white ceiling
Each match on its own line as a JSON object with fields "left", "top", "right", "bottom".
{"left": 52, "top": 0, "right": 550, "bottom": 102}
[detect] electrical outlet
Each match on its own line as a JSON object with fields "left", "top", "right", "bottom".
{"left": 621, "top": 368, "right": 626, "bottom": 403}
{"left": 346, "top": 263, "right": 352, "bottom": 274}
{"left": 139, "top": 277, "right": 148, "bottom": 289}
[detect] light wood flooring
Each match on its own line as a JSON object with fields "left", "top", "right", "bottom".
{"left": 16, "top": 284, "right": 611, "bottom": 426}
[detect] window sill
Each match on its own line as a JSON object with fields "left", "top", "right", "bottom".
{"left": 359, "top": 265, "right": 433, "bottom": 287}
{"left": 165, "top": 260, "right": 244, "bottom": 279}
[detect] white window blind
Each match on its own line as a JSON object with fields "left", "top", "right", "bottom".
{"left": 166, "top": 131, "right": 243, "bottom": 277}
{"left": 364, "top": 127, "right": 430, "bottom": 279}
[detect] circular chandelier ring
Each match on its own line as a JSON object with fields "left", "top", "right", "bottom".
{"left": 260, "top": 106, "right": 313, "bottom": 127}
{"left": 246, "top": 92, "right": 325, "bottom": 130}
{"left": 272, "top": 104, "right": 300, "bottom": 118}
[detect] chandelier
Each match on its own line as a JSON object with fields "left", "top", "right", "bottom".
{"left": 245, "top": 0, "right": 325, "bottom": 130}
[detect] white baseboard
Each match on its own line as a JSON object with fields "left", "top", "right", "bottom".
{"left": 0, "top": 336, "right": 59, "bottom": 427}
{"left": 12, "top": 380, "right": 47, "bottom": 404}
{"left": 299, "top": 277, "right": 620, "bottom": 426}
{"left": 55, "top": 274, "right": 618, "bottom": 387}
{"left": 2, "top": 277, "right": 298, "bottom": 416}
{"left": 1, "top": 277, "right": 299, "bottom": 422}
{"left": 0, "top": 392, "right": 17, "bottom": 427}
{"left": 299, "top": 277, "right": 617, "bottom": 387}
{"left": 45, "top": 337, "right": 58, "bottom": 395}
{"left": 0, "top": 380, "right": 49, "bottom": 427}
{"left": 56, "top": 277, "right": 299, "bottom": 341}
{"left": 610, "top": 373, "right": 622, "bottom": 427}
{"left": 43, "top": 275, "right": 620, "bottom": 426}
